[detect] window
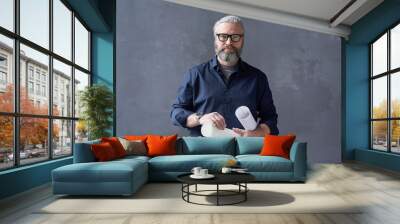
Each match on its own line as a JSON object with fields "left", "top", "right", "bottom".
{"left": 0, "top": 0, "right": 91, "bottom": 170}
{"left": 0, "top": 71, "right": 6, "bottom": 85}
{"left": 0, "top": 35, "right": 13, "bottom": 113}
{"left": 35, "top": 70, "right": 40, "bottom": 81}
{"left": 0, "top": 55, "right": 7, "bottom": 67}
{"left": 75, "top": 18, "right": 89, "bottom": 70}
{"left": 28, "top": 81, "right": 34, "bottom": 94}
{"left": 0, "top": 0, "right": 14, "bottom": 32}
{"left": 370, "top": 23, "right": 400, "bottom": 154}
{"left": 28, "top": 67, "right": 34, "bottom": 80}
{"left": 53, "top": 0, "right": 72, "bottom": 60}
{"left": 20, "top": 0, "right": 49, "bottom": 49}
{"left": 0, "top": 54, "right": 7, "bottom": 88}
{"left": 35, "top": 83, "right": 40, "bottom": 95}
{"left": 42, "top": 85, "right": 46, "bottom": 97}
{"left": 41, "top": 73, "right": 46, "bottom": 82}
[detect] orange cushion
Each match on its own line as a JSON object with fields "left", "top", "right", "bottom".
{"left": 101, "top": 137, "right": 127, "bottom": 158}
{"left": 146, "top": 134, "right": 177, "bottom": 157}
{"left": 91, "top": 142, "right": 118, "bottom": 161}
{"left": 259, "top": 134, "right": 296, "bottom": 159}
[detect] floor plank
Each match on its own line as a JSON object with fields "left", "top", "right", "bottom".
{"left": 1, "top": 162, "right": 400, "bottom": 224}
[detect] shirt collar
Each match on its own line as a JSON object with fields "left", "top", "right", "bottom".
{"left": 211, "top": 55, "right": 245, "bottom": 73}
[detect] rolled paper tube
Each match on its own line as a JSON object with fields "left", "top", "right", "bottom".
{"left": 235, "top": 106, "right": 257, "bottom": 131}
{"left": 201, "top": 122, "right": 240, "bottom": 137}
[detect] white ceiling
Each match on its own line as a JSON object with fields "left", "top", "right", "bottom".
{"left": 164, "top": 0, "right": 384, "bottom": 39}
{"left": 226, "top": 0, "right": 352, "bottom": 22}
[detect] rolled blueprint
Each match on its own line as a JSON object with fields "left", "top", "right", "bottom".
{"left": 235, "top": 106, "right": 257, "bottom": 131}
{"left": 201, "top": 122, "right": 239, "bottom": 137}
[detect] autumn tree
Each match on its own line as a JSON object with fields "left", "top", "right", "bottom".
{"left": 0, "top": 84, "right": 60, "bottom": 152}
{"left": 372, "top": 99, "right": 400, "bottom": 143}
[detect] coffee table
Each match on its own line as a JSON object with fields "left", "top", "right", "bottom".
{"left": 177, "top": 172, "right": 255, "bottom": 206}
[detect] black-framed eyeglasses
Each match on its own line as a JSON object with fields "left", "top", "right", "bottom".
{"left": 216, "top": 33, "right": 243, "bottom": 42}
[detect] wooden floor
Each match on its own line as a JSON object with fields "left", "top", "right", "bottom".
{"left": 1, "top": 162, "right": 400, "bottom": 224}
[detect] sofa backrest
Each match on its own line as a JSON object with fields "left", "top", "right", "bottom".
{"left": 235, "top": 137, "right": 264, "bottom": 155}
{"left": 177, "top": 137, "right": 236, "bottom": 155}
{"left": 73, "top": 139, "right": 100, "bottom": 163}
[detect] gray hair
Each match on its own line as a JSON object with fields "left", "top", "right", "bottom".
{"left": 213, "top": 15, "right": 244, "bottom": 35}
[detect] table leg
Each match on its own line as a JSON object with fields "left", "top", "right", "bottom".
{"left": 217, "top": 184, "right": 219, "bottom": 206}
{"left": 245, "top": 183, "right": 247, "bottom": 201}
{"left": 195, "top": 184, "right": 197, "bottom": 192}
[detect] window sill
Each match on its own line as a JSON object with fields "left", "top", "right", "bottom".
{"left": 0, "top": 156, "right": 72, "bottom": 176}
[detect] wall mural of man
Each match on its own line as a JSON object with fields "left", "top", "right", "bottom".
{"left": 170, "top": 15, "right": 279, "bottom": 137}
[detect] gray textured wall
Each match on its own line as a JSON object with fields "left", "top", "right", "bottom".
{"left": 116, "top": 0, "right": 342, "bottom": 163}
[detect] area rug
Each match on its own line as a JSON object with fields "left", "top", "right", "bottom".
{"left": 37, "top": 183, "right": 362, "bottom": 214}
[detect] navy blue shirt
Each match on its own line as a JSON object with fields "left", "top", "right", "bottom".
{"left": 170, "top": 56, "right": 279, "bottom": 136}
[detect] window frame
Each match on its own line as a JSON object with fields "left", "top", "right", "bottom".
{"left": 0, "top": 0, "right": 92, "bottom": 171}
{"left": 369, "top": 20, "right": 400, "bottom": 154}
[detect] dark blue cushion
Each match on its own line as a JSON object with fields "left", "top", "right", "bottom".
{"left": 73, "top": 139, "right": 100, "bottom": 163}
{"left": 180, "top": 137, "right": 235, "bottom": 155}
{"left": 236, "top": 137, "right": 264, "bottom": 155}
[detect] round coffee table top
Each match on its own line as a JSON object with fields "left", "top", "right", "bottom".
{"left": 177, "top": 172, "right": 255, "bottom": 185}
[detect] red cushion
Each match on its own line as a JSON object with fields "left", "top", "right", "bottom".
{"left": 146, "top": 134, "right": 177, "bottom": 157}
{"left": 259, "top": 134, "right": 296, "bottom": 159}
{"left": 91, "top": 142, "right": 118, "bottom": 161}
{"left": 101, "top": 137, "right": 127, "bottom": 158}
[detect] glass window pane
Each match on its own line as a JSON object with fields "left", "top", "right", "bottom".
{"left": 74, "top": 69, "right": 89, "bottom": 118}
{"left": 392, "top": 120, "right": 400, "bottom": 153}
{"left": 372, "top": 33, "right": 387, "bottom": 76}
{"left": 20, "top": 0, "right": 49, "bottom": 49}
{"left": 392, "top": 72, "right": 400, "bottom": 118}
{"left": 20, "top": 44, "right": 49, "bottom": 115}
{"left": 53, "top": 119, "right": 72, "bottom": 158}
{"left": 0, "top": 116, "right": 14, "bottom": 170}
{"left": 53, "top": 59, "right": 72, "bottom": 117}
{"left": 74, "top": 17, "right": 89, "bottom": 70}
{"left": 372, "top": 121, "right": 388, "bottom": 151}
{"left": 0, "top": 0, "right": 14, "bottom": 31}
{"left": 20, "top": 117, "right": 49, "bottom": 165}
{"left": 75, "top": 120, "right": 88, "bottom": 143}
{"left": 391, "top": 24, "right": 400, "bottom": 70}
{"left": 53, "top": 0, "right": 72, "bottom": 60}
{"left": 372, "top": 77, "right": 387, "bottom": 119}
{"left": 0, "top": 34, "right": 14, "bottom": 112}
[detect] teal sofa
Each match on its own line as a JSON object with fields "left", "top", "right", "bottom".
{"left": 52, "top": 137, "right": 307, "bottom": 196}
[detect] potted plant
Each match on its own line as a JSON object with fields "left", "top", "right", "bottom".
{"left": 79, "top": 84, "right": 113, "bottom": 140}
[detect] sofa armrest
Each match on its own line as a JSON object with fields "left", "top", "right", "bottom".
{"left": 73, "top": 140, "right": 100, "bottom": 163}
{"left": 289, "top": 141, "right": 307, "bottom": 181}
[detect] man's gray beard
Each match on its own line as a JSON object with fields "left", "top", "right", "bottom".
{"left": 216, "top": 48, "right": 241, "bottom": 64}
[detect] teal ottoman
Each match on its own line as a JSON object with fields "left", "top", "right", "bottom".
{"left": 52, "top": 157, "right": 148, "bottom": 196}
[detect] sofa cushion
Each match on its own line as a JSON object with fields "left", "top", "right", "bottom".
{"left": 148, "top": 154, "right": 235, "bottom": 172}
{"left": 236, "top": 137, "right": 264, "bottom": 155}
{"left": 236, "top": 155, "right": 293, "bottom": 172}
{"left": 118, "top": 138, "right": 147, "bottom": 156}
{"left": 260, "top": 135, "right": 296, "bottom": 159}
{"left": 73, "top": 139, "right": 100, "bottom": 163}
{"left": 147, "top": 135, "right": 177, "bottom": 157}
{"left": 101, "top": 137, "right": 127, "bottom": 158}
{"left": 91, "top": 142, "right": 118, "bottom": 161}
{"left": 179, "top": 137, "right": 235, "bottom": 155}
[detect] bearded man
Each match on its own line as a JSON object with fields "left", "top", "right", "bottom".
{"left": 170, "top": 15, "right": 279, "bottom": 137}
